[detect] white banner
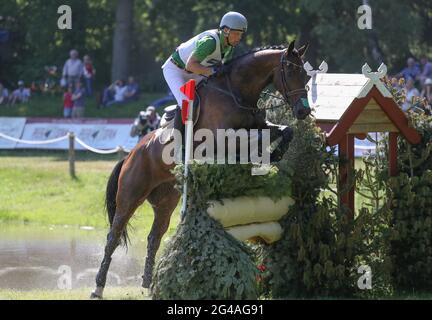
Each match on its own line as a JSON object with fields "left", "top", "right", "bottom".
{"left": 0, "top": 117, "right": 27, "bottom": 149}
{"left": 16, "top": 120, "right": 138, "bottom": 150}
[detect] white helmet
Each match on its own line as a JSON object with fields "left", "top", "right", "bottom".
{"left": 220, "top": 11, "right": 247, "bottom": 32}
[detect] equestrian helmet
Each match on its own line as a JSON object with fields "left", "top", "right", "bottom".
{"left": 220, "top": 12, "right": 247, "bottom": 32}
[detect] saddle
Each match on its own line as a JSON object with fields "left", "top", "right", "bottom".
{"left": 157, "top": 97, "right": 201, "bottom": 145}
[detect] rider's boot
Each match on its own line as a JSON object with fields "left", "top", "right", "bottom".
{"left": 173, "top": 106, "right": 185, "bottom": 162}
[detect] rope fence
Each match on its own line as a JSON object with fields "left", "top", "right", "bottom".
{"left": 0, "top": 131, "right": 131, "bottom": 178}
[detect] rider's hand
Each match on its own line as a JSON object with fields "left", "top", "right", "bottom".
{"left": 212, "top": 63, "right": 227, "bottom": 76}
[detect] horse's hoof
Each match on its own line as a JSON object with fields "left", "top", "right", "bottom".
{"left": 90, "top": 292, "right": 103, "bottom": 300}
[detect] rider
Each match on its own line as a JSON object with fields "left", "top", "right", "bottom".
{"left": 161, "top": 11, "right": 247, "bottom": 133}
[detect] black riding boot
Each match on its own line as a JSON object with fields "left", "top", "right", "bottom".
{"left": 173, "top": 106, "right": 185, "bottom": 162}
{"left": 173, "top": 106, "right": 185, "bottom": 137}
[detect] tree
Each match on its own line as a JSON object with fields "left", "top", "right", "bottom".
{"left": 111, "top": 0, "right": 134, "bottom": 82}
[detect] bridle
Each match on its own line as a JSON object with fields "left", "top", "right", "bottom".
{"left": 279, "top": 48, "right": 308, "bottom": 104}
{"left": 204, "top": 48, "right": 308, "bottom": 113}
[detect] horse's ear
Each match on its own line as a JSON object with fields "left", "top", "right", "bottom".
{"left": 298, "top": 43, "right": 309, "bottom": 58}
{"left": 287, "top": 40, "right": 296, "bottom": 54}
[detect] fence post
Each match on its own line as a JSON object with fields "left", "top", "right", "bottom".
{"left": 69, "top": 132, "right": 76, "bottom": 178}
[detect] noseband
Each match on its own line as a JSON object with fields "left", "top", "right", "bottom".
{"left": 279, "top": 49, "right": 308, "bottom": 105}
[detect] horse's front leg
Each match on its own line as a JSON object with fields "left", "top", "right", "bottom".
{"left": 265, "top": 120, "right": 293, "bottom": 162}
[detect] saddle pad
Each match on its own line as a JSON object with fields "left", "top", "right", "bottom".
{"left": 157, "top": 99, "right": 201, "bottom": 145}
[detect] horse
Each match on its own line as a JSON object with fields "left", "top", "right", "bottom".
{"left": 91, "top": 41, "right": 311, "bottom": 299}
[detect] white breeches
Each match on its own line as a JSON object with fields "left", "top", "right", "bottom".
{"left": 162, "top": 58, "right": 205, "bottom": 107}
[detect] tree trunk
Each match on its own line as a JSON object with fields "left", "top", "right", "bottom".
{"left": 111, "top": 0, "right": 134, "bottom": 82}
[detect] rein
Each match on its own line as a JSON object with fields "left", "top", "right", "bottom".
{"left": 204, "top": 49, "right": 307, "bottom": 113}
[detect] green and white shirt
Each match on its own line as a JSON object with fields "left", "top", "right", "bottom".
{"left": 171, "top": 29, "right": 234, "bottom": 69}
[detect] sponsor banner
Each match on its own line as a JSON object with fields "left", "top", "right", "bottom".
{"left": 0, "top": 117, "right": 27, "bottom": 149}
{"left": 16, "top": 118, "right": 138, "bottom": 150}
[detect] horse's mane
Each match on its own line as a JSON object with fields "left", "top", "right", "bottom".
{"left": 226, "top": 45, "right": 287, "bottom": 66}
{"left": 206, "top": 45, "right": 291, "bottom": 82}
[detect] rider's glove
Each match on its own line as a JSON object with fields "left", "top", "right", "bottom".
{"left": 212, "top": 63, "right": 227, "bottom": 76}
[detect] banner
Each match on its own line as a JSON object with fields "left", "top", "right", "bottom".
{"left": 0, "top": 117, "right": 27, "bottom": 149}
{"left": 16, "top": 118, "right": 138, "bottom": 150}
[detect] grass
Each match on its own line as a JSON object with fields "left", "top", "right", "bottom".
{"left": 0, "top": 287, "right": 430, "bottom": 300}
{"left": 0, "top": 92, "right": 171, "bottom": 118}
{"left": 0, "top": 149, "right": 181, "bottom": 238}
{"left": 0, "top": 287, "right": 151, "bottom": 300}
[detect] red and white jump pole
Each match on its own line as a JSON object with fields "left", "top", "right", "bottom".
{"left": 179, "top": 79, "right": 196, "bottom": 220}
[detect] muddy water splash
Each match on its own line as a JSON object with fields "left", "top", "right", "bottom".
{"left": 0, "top": 223, "right": 147, "bottom": 290}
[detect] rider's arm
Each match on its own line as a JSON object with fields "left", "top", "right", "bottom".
{"left": 185, "top": 36, "right": 218, "bottom": 77}
{"left": 186, "top": 56, "right": 213, "bottom": 76}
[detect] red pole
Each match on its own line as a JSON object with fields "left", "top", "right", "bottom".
{"left": 338, "top": 134, "right": 355, "bottom": 219}
{"left": 347, "top": 134, "right": 355, "bottom": 220}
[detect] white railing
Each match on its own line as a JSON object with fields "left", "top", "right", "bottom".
{"left": 0, "top": 132, "right": 131, "bottom": 177}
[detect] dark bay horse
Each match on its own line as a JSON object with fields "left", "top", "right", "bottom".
{"left": 91, "top": 41, "right": 310, "bottom": 299}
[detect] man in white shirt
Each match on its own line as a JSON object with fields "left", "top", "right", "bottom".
{"left": 10, "top": 80, "right": 31, "bottom": 105}
{"left": 102, "top": 80, "right": 128, "bottom": 107}
{"left": 402, "top": 77, "right": 420, "bottom": 111}
{"left": 62, "top": 49, "right": 83, "bottom": 87}
{"left": 114, "top": 80, "right": 128, "bottom": 103}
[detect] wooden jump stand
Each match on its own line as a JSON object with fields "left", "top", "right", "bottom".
{"left": 304, "top": 62, "right": 421, "bottom": 219}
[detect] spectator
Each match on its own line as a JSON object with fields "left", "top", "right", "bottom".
{"left": 101, "top": 80, "right": 127, "bottom": 107}
{"left": 71, "top": 81, "right": 86, "bottom": 118}
{"left": 63, "top": 84, "right": 74, "bottom": 118}
{"left": 0, "top": 82, "right": 9, "bottom": 105}
{"left": 9, "top": 80, "right": 31, "bottom": 105}
{"left": 124, "top": 76, "right": 139, "bottom": 102}
{"left": 397, "top": 57, "right": 421, "bottom": 81}
{"left": 62, "top": 49, "right": 83, "bottom": 88}
{"left": 146, "top": 106, "right": 161, "bottom": 131}
{"left": 421, "top": 78, "right": 432, "bottom": 105}
{"left": 402, "top": 77, "right": 420, "bottom": 111}
{"left": 418, "top": 56, "right": 432, "bottom": 86}
{"left": 150, "top": 89, "right": 176, "bottom": 108}
{"left": 83, "top": 55, "right": 96, "bottom": 96}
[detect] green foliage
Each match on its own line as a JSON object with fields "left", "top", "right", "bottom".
{"left": 399, "top": 112, "right": 432, "bottom": 177}
{"left": 152, "top": 163, "right": 293, "bottom": 299}
{"left": 0, "top": 0, "right": 114, "bottom": 88}
{"left": 262, "top": 102, "right": 367, "bottom": 298}
{"left": 2, "top": 0, "right": 431, "bottom": 90}
{"left": 383, "top": 100, "right": 432, "bottom": 292}
{"left": 387, "top": 171, "right": 432, "bottom": 292}
{"left": 364, "top": 79, "right": 432, "bottom": 294}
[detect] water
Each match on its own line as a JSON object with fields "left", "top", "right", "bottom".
{"left": 0, "top": 223, "right": 147, "bottom": 290}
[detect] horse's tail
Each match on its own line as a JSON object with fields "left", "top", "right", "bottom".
{"left": 105, "top": 158, "right": 129, "bottom": 248}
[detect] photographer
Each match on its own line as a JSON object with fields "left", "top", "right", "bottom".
{"left": 130, "top": 106, "right": 161, "bottom": 141}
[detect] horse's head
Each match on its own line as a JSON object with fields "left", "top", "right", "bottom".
{"left": 273, "top": 41, "right": 310, "bottom": 120}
